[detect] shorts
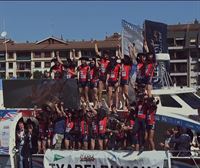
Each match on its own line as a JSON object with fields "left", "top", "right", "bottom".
{"left": 98, "top": 134, "right": 108, "bottom": 140}
{"left": 89, "top": 82, "right": 98, "bottom": 89}
{"left": 79, "top": 81, "right": 89, "bottom": 88}
{"left": 130, "top": 133, "right": 139, "bottom": 145}
{"left": 65, "top": 133, "right": 74, "bottom": 140}
{"left": 38, "top": 133, "right": 47, "bottom": 141}
{"left": 120, "top": 79, "right": 129, "bottom": 86}
{"left": 108, "top": 80, "right": 118, "bottom": 87}
{"left": 136, "top": 77, "right": 146, "bottom": 85}
{"left": 99, "top": 76, "right": 107, "bottom": 82}
{"left": 145, "top": 76, "right": 153, "bottom": 85}
{"left": 72, "top": 134, "right": 81, "bottom": 142}
{"left": 90, "top": 133, "right": 98, "bottom": 140}
{"left": 146, "top": 124, "right": 155, "bottom": 131}
{"left": 82, "top": 134, "right": 90, "bottom": 142}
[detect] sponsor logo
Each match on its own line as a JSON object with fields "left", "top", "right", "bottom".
{"left": 53, "top": 154, "right": 65, "bottom": 161}
{"left": 80, "top": 154, "right": 95, "bottom": 162}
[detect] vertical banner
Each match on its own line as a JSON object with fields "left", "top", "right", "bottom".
{"left": 144, "top": 20, "right": 168, "bottom": 54}
{"left": 122, "top": 19, "right": 144, "bottom": 55}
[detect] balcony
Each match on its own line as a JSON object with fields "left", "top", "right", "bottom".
{"left": 16, "top": 68, "right": 31, "bottom": 72}
{"left": 170, "top": 59, "right": 187, "bottom": 63}
{"left": 16, "top": 56, "right": 31, "bottom": 61}
{"left": 0, "top": 56, "right": 5, "bottom": 61}
{"left": 168, "top": 46, "right": 184, "bottom": 50}
{"left": 170, "top": 72, "right": 187, "bottom": 76}
{"left": 0, "top": 67, "right": 5, "bottom": 71}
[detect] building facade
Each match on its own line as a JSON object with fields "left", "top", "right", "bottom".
{"left": 0, "top": 33, "right": 120, "bottom": 79}
{"left": 0, "top": 21, "right": 200, "bottom": 88}
{"left": 167, "top": 21, "right": 200, "bottom": 87}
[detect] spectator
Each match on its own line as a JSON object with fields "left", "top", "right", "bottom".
{"left": 159, "top": 129, "right": 173, "bottom": 150}
{"left": 170, "top": 127, "right": 191, "bottom": 156}
{"left": 16, "top": 119, "right": 26, "bottom": 168}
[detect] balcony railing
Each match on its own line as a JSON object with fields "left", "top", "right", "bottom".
{"left": 0, "top": 57, "right": 5, "bottom": 60}
{"left": 16, "top": 56, "right": 31, "bottom": 60}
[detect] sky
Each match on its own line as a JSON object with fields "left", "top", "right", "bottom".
{"left": 0, "top": 1, "right": 199, "bottom": 42}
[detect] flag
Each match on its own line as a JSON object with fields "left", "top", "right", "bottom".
{"left": 121, "top": 19, "right": 144, "bottom": 56}
{"left": 144, "top": 20, "right": 168, "bottom": 54}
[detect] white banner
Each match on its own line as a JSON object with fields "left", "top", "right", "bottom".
{"left": 122, "top": 19, "right": 144, "bottom": 56}
{"left": 44, "top": 149, "right": 167, "bottom": 168}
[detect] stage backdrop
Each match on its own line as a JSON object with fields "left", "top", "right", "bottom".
{"left": 2, "top": 79, "right": 80, "bottom": 109}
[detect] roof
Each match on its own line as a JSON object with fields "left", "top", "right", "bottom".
{"left": 36, "top": 36, "right": 68, "bottom": 44}
{"left": 0, "top": 37, "right": 119, "bottom": 52}
{"left": 168, "top": 23, "right": 200, "bottom": 32}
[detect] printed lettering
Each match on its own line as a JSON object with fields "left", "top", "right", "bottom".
{"left": 49, "top": 163, "right": 56, "bottom": 168}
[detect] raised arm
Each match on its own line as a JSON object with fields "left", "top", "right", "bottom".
{"left": 128, "top": 43, "right": 137, "bottom": 63}
{"left": 55, "top": 51, "right": 64, "bottom": 65}
{"left": 71, "top": 49, "right": 81, "bottom": 62}
{"left": 117, "top": 44, "right": 123, "bottom": 59}
{"left": 88, "top": 103, "right": 97, "bottom": 116}
{"left": 95, "top": 42, "right": 101, "bottom": 57}
{"left": 143, "top": 40, "right": 149, "bottom": 53}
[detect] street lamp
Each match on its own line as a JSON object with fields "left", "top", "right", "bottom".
{"left": 1, "top": 31, "right": 8, "bottom": 58}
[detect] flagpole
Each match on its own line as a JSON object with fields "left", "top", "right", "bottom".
{"left": 121, "top": 20, "right": 124, "bottom": 59}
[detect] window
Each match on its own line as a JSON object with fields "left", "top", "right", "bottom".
{"left": 9, "top": 63, "right": 13, "bottom": 69}
{"left": 8, "top": 52, "right": 14, "bottom": 59}
{"left": 44, "top": 62, "right": 51, "bottom": 68}
{"left": 34, "top": 52, "right": 41, "bottom": 58}
{"left": 35, "top": 62, "right": 41, "bottom": 68}
{"left": 177, "top": 93, "right": 200, "bottom": 109}
{"left": 0, "top": 52, "right": 5, "bottom": 60}
{"left": 16, "top": 52, "right": 31, "bottom": 60}
{"left": 167, "top": 38, "right": 174, "bottom": 47}
{"left": 160, "top": 95, "right": 182, "bottom": 108}
{"left": 0, "top": 63, "right": 5, "bottom": 70}
{"left": 44, "top": 52, "right": 51, "bottom": 58}
{"left": 175, "top": 37, "right": 185, "bottom": 46}
{"left": 9, "top": 72, "right": 13, "bottom": 78}
{"left": 190, "top": 38, "right": 196, "bottom": 46}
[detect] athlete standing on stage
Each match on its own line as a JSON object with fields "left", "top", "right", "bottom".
{"left": 94, "top": 42, "right": 110, "bottom": 102}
